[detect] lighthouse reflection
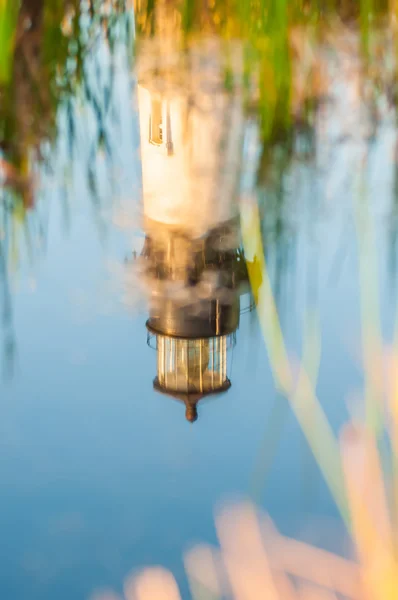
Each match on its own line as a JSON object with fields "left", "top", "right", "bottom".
{"left": 135, "top": 22, "right": 251, "bottom": 422}
{"left": 142, "top": 220, "right": 249, "bottom": 422}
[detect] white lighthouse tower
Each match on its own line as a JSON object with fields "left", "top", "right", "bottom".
{"left": 137, "top": 62, "right": 244, "bottom": 235}
{"left": 135, "top": 3, "right": 249, "bottom": 421}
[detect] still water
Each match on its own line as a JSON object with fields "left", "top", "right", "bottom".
{"left": 1, "top": 2, "right": 397, "bottom": 599}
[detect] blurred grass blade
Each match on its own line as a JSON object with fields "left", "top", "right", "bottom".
{"left": 240, "top": 198, "right": 348, "bottom": 523}
{"left": 340, "top": 424, "right": 398, "bottom": 598}
{"left": 0, "top": 0, "right": 20, "bottom": 84}
{"left": 354, "top": 171, "right": 384, "bottom": 434}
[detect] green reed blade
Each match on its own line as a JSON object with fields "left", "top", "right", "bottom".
{"left": 0, "top": 0, "right": 20, "bottom": 84}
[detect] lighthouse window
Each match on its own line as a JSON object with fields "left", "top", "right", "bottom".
{"left": 155, "top": 334, "right": 231, "bottom": 394}
{"left": 149, "top": 97, "right": 163, "bottom": 146}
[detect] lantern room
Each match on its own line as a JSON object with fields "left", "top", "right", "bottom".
{"left": 146, "top": 294, "right": 239, "bottom": 422}
{"left": 154, "top": 334, "right": 233, "bottom": 394}
{"left": 148, "top": 332, "right": 236, "bottom": 422}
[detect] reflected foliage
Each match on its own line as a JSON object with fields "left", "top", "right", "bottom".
{"left": 0, "top": 0, "right": 134, "bottom": 375}
{"left": 134, "top": 0, "right": 398, "bottom": 301}
{"left": 1, "top": 0, "right": 398, "bottom": 376}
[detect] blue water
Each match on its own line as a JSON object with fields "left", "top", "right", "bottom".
{"left": 1, "top": 7, "right": 397, "bottom": 600}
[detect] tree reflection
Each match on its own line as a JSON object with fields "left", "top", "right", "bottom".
{"left": 0, "top": 0, "right": 134, "bottom": 375}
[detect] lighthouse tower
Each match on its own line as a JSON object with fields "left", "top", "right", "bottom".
{"left": 136, "top": 6, "right": 248, "bottom": 421}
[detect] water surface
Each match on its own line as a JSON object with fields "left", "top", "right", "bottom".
{"left": 0, "top": 2, "right": 397, "bottom": 599}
